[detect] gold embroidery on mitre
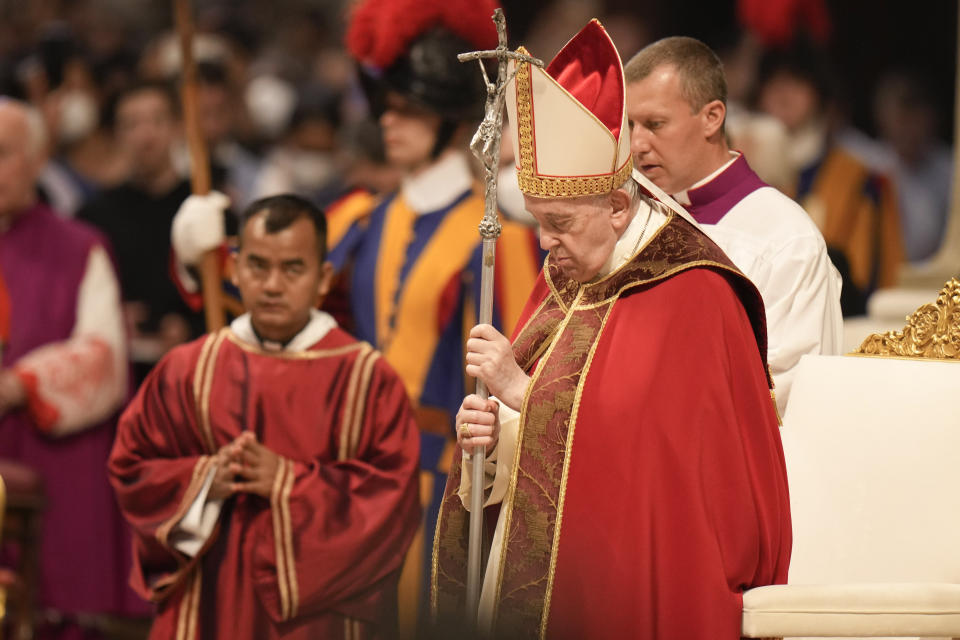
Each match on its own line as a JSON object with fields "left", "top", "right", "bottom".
{"left": 514, "top": 48, "right": 632, "bottom": 199}
{"left": 853, "top": 278, "right": 960, "bottom": 360}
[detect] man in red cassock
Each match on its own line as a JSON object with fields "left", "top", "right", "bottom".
{"left": 432, "top": 20, "right": 791, "bottom": 639}
{"left": 109, "top": 194, "right": 420, "bottom": 639}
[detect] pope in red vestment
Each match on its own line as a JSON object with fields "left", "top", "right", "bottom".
{"left": 109, "top": 195, "right": 420, "bottom": 639}
{"left": 432, "top": 21, "right": 791, "bottom": 639}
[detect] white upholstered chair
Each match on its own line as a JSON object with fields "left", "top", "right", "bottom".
{"left": 742, "top": 278, "right": 960, "bottom": 639}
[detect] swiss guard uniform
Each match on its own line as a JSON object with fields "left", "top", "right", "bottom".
{"left": 335, "top": 0, "right": 542, "bottom": 632}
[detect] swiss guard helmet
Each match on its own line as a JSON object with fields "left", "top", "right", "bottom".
{"left": 346, "top": 0, "right": 499, "bottom": 156}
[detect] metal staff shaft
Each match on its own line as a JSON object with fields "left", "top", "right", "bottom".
{"left": 457, "top": 9, "right": 543, "bottom": 628}
{"left": 467, "top": 235, "right": 496, "bottom": 626}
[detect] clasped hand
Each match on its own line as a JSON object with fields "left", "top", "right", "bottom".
{"left": 209, "top": 432, "right": 281, "bottom": 500}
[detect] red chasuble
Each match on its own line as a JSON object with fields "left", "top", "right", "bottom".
{"left": 109, "top": 326, "right": 420, "bottom": 639}
{"left": 434, "top": 214, "right": 791, "bottom": 639}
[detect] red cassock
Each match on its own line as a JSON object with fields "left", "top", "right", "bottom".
{"left": 109, "top": 326, "right": 420, "bottom": 639}
{"left": 434, "top": 214, "right": 792, "bottom": 639}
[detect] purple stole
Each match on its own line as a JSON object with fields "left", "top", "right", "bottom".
{"left": 684, "top": 154, "right": 767, "bottom": 225}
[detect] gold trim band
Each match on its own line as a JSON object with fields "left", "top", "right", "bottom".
{"left": 517, "top": 160, "right": 634, "bottom": 199}
{"left": 280, "top": 458, "right": 298, "bottom": 619}
{"left": 541, "top": 300, "right": 617, "bottom": 637}
{"left": 339, "top": 344, "right": 373, "bottom": 461}
{"left": 271, "top": 459, "right": 291, "bottom": 620}
{"left": 350, "top": 352, "right": 379, "bottom": 458}
{"left": 224, "top": 329, "right": 368, "bottom": 360}
{"left": 198, "top": 329, "right": 228, "bottom": 453}
{"left": 174, "top": 567, "right": 201, "bottom": 640}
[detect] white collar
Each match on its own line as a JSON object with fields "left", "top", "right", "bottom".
{"left": 673, "top": 151, "right": 740, "bottom": 206}
{"left": 401, "top": 151, "right": 475, "bottom": 214}
{"left": 230, "top": 308, "right": 337, "bottom": 352}
{"left": 594, "top": 196, "right": 668, "bottom": 279}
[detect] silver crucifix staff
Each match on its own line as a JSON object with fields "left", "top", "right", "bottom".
{"left": 457, "top": 8, "right": 543, "bottom": 626}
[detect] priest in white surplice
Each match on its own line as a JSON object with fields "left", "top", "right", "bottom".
{"left": 625, "top": 36, "right": 842, "bottom": 413}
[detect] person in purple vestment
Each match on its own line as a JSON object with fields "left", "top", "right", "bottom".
{"left": 623, "top": 37, "right": 842, "bottom": 414}
{"left": 0, "top": 97, "right": 145, "bottom": 638}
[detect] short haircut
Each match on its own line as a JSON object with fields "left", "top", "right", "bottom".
{"left": 624, "top": 36, "right": 727, "bottom": 113}
{"left": 108, "top": 78, "right": 180, "bottom": 126}
{"left": 238, "top": 194, "right": 328, "bottom": 262}
{"left": 756, "top": 40, "right": 836, "bottom": 108}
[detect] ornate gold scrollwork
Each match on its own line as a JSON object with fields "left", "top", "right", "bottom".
{"left": 854, "top": 278, "right": 960, "bottom": 360}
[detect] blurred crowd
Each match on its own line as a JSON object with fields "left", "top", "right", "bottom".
{"left": 0, "top": 0, "right": 953, "bottom": 349}
{"left": 1, "top": 0, "right": 409, "bottom": 380}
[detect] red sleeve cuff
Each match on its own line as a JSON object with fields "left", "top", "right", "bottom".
{"left": 14, "top": 368, "right": 60, "bottom": 433}
{"left": 169, "top": 246, "right": 230, "bottom": 312}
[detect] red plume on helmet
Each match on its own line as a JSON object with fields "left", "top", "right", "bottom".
{"left": 737, "top": 0, "right": 831, "bottom": 48}
{"left": 346, "top": 0, "right": 500, "bottom": 71}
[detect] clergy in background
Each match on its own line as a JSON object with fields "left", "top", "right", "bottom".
{"left": 0, "top": 97, "right": 138, "bottom": 637}
{"left": 109, "top": 194, "right": 420, "bottom": 639}
{"left": 432, "top": 21, "right": 791, "bottom": 639}
{"left": 625, "top": 36, "right": 842, "bottom": 413}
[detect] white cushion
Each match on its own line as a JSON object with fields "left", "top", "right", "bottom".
{"left": 742, "top": 583, "right": 960, "bottom": 638}
{"left": 781, "top": 356, "right": 960, "bottom": 585}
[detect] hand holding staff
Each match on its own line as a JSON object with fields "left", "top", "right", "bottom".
{"left": 456, "top": 8, "right": 543, "bottom": 627}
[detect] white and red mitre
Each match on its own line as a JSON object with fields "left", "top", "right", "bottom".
{"left": 505, "top": 19, "right": 632, "bottom": 199}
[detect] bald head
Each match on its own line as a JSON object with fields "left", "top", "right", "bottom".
{"left": 0, "top": 99, "right": 47, "bottom": 159}
{"left": 0, "top": 99, "right": 46, "bottom": 220}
